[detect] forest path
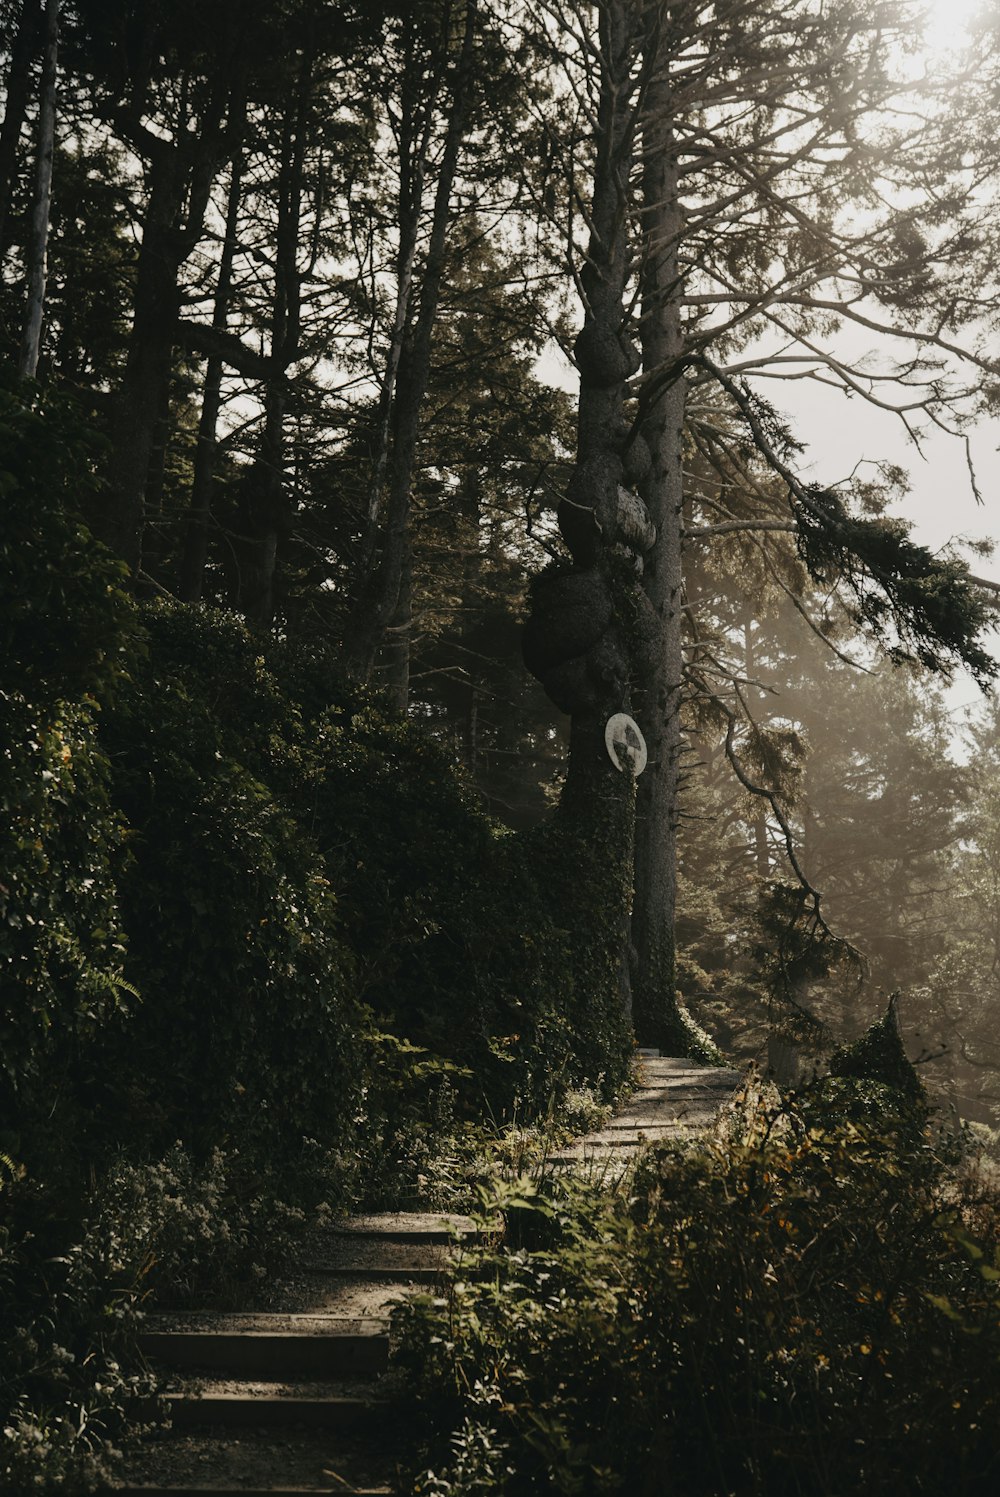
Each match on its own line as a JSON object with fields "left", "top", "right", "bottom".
{"left": 113, "top": 1054, "right": 742, "bottom": 1496}
{"left": 546, "top": 1052, "right": 744, "bottom": 1176}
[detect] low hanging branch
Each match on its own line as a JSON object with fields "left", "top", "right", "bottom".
{"left": 698, "top": 354, "right": 1000, "bottom": 687}
{"left": 690, "top": 667, "right": 824, "bottom": 920}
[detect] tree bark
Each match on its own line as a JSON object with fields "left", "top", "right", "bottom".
{"left": 0, "top": 0, "right": 41, "bottom": 262}
{"left": 744, "top": 618, "right": 771, "bottom": 876}
{"left": 383, "top": 532, "right": 413, "bottom": 713}
{"left": 356, "top": 30, "right": 429, "bottom": 583}
{"left": 629, "top": 4, "right": 709, "bottom": 1054}
{"left": 17, "top": 0, "right": 58, "bottom": 380}
{"left": 101, "top": 140, "right": 185, "bottom": 572}
{"left": 459, "top": 468, "right": 484, "bottom": 766}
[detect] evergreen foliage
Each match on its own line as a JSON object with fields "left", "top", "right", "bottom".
{"left": 795, "top": 489, "right": 998, "bottom": 686}
{"left": 829, "top": 994, "right": 926, "bottom": 1104}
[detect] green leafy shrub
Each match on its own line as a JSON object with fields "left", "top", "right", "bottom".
{"left": 391, "top": 1079, "right": 1000, "bottom": 1495}
{"left": 0, "top": 379, "right": 133, "bottom": 708}
{"left": 90, "top": 607, "right": 628, "bottom": 1175}
{"left": 92, "top": 602, "right": 364, "bottom": 1166}
{"left": 0, "top": 380, "right": 134, "bottom": 1165}
{"left": 0, "top": 695, "right": 128, "bottom": 1151}
{"left": 86, "top": 1143, "right": 314, "bottom": 1307}
{"left": 0, "top": 1174, "right": 156, "bottom": 1496}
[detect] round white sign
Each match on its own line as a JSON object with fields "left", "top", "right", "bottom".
{"left": 605, "top": 713, "right": 647, "bottom": 775}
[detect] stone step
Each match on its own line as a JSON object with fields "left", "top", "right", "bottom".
{"left": 256, "top": 1281, "right": 408, "bottom": 1318}
{"left": 301, "top": 1235, "right": 452, "bottom": 1275}
{"left": 616, "top": 1095, "right": 727, "bottom": 1119}
{"left": 140, "top": 1320, "right": 388, "bottom": 1378}
{"left": 114, "top": 1428, "right": 391, "bottom": 1494}
{"left": 328, "top": 1211, "right": 483, "bottom": 1241}
{"left": 144, "top": 1313, "right": 391, "bottom": 1334}
{"left": 164, "top": 1380, "right": 381, "bottom": 1432}
{"left": 631, "top": 1083, "right": 733, "bottom": 1095}
{"left": 639, "top": 1063, "right": 743, "bottom": 1084}
{"left": 120, "top": 1488, "right": 388, "bottom": 1496}
{"left": 603, "top": 1114, "right": 719, "bottom": 1133}
{"left": 547, "top": 1128, "right": 705, "bottom": 1168}
{"left": 301, "top": 1263, "right": 445, "bottom": 1284}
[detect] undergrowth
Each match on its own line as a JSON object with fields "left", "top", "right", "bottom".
{"left": 389, "top": 1073, "right": 1000, "bottom": 1495}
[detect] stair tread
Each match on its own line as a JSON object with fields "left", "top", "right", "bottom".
{"left": 300, "top": 1237, "right": 451, "bottom": 1270}
{"left": 639, "top": 1064, "right": 742, "bottom": 1082}
{"left": 114, "top": 1428, "right": 391, "bottom": 1493}
{"left": 142, "top": 1315, "right": 388, "bottom": 1337}
{"left": 166, "top": 1379, "right": 379, "bottom": 1402}
{"left": 329, "top": 1211, "right": 479, "bottom": 1237}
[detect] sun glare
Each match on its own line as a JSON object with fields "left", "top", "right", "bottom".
{"left": 922, "top": 0, "right": 984, "bottom": 53}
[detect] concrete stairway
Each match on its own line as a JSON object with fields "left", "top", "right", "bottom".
{"left": 115, "top": 1214, "right": 477, "bottom": 1497}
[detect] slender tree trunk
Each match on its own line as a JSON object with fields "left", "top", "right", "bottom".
{"left": 180, "top": 116, "right": 246, "bottom": 603}
{"left": 237, "top": 69, "right": 308, "bottom": 628}
{"left": 342, "top": 0, "right": 479, "bottom": 685}
{"left": 744, "top": 618, "right": 770, "bottom": 875}
{"left": 459, "top": 469, "right": 484, "bottom": 766}
{"left": 102, "top": 93, "right": 227, "bottom": 575}
{"left": 17, "top": 0, "right": 57, "bottom": 380}
{"left": 358, "top": 95, "right": 428, "bottom": 580}
{"left": 383, "top": 533, "right": 412, "bottom": 713}
{"left": 0, "top": 0, "right": 41, "bottom": 262}
{"left": 136, "top": 378, "right": 172, "bottom": 589}
{"left": 102, "top": 143, "right": 185, "bottom": 572}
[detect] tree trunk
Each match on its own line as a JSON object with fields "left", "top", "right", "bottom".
{"left": 744, "top": 618, "right": 770, "bottom": 875}
{"left": 236, "top": 68, "right": 309, "bottom": 629}
{"left": 102, "top": 142, "right": 186, "bottom": 573}
{"left": 524, "top": 0, "right": 654, "bottom": 1028}
{"left": 341, "top": 0, "right": 479, "bottom": 685}
{"left": 383, "top": 533, "right": 413, "bottom": 713}
{"left": 357, "top": 85, "right": 427, "bottom": 583}
{"left": 629, "top": 6, "right": 715, "bottom": 1057}
{"left": 136, "top": 377, "right": 172, "bottom": 589}
{"left": 179, "top": 116, "right": 246, "bottom": 603}
{"left": 459, "top": 469, "right": 483, "bottom": 767}
{"left": 0, "top": 0, "right": 41, "bottom": 262}
{"left": 17, "top": 0, "right": 57, "bottom": 380}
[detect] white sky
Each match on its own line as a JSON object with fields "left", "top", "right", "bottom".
{"left": 785, "top": 368, "right": 1000, "bottom": 723}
